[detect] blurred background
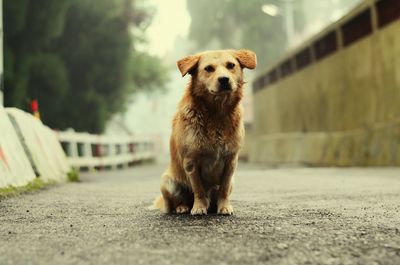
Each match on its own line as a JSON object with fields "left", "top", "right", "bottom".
{"left": 2, "top": 0, "right": 399, "bottom": 166}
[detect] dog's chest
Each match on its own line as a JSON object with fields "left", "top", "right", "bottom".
{"left": 180, "top": 107, "right": 243, "bottom": 185}
{"left": 199, "top": 147, "right": 226, "bottom": 186}
{"left": 185, "top": 116, "right": 242, "bottom": 154}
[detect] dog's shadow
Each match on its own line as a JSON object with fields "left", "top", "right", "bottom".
{"left": 164, "top": 212, "right": 235, "bottom": 220}
{"left": 148, "top": 200, "right": 239, "bottom": 226}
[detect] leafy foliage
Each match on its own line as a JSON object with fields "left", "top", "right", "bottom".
{"left": 67, "top": 168, "right": 80, "bottom": 182}
{"left": 4, "top": 0, "right": 168, "bottom": 133}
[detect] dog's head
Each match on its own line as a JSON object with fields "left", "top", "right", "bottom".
{"left": 177, "top": 49, "right": 257, "bottom": 95}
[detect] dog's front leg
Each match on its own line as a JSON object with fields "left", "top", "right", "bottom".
{"left": 184, "top": 158, "right": 209, "bottom": 215}
{"left": 218, "top": 154, "right": 238, "bottom": 215}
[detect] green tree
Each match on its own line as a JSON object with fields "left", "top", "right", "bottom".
{"left": 4, "top": 0, "right": 70, "bottom": 108}
{"left": 4, "top": 0, "right": 167, "bottom": 133}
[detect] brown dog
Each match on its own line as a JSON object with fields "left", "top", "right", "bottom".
{"left": 152, "top": 49, "right": 256, "bottom": 215}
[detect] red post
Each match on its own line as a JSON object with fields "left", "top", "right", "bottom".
{"left": 30, "top": 99, "right": 41, "bottom": 119}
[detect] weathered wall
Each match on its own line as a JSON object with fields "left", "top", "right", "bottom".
{"left": 250, "top": 0, "right": 400, "bottom": 166}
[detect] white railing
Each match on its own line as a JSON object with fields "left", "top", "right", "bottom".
{"left": 56, "top": 130, "right": 155, "bottom": 170}
{"left": 1, "top": 105, "right": 155, "bottom": 188}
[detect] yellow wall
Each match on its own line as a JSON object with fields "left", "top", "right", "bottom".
{"left": 250, "top": 9, "right": 400, "bottom": 166}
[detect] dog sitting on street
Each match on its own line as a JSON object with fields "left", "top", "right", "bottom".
{"left": 152, "top": 49, "right": 257, "bottom": 215}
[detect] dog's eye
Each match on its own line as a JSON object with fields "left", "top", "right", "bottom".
{"left": 204, "top": 65, "right": 215, "bottom": 73}
{"left": 226, "top": 62, "right": 235, "bottom": 69}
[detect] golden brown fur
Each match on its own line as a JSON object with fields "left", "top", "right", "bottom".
{"left": 152, "top": 49, "right": 256, "bottom": 215}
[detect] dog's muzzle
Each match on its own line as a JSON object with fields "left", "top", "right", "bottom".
{"left": 218, "top": 77, "right": 232, "bottom": 92}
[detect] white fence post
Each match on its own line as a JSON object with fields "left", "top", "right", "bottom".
{"left": 57, "top": 130, "right": 155, "bottom": 171}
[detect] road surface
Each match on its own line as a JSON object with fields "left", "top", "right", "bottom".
{"left": 1, "top": 163, "right": 400, "bottom": 265}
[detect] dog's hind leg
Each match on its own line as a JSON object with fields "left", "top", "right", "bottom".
{"left": 175, "top": 204, "right": 190, "bottom": 214}
{"left": 173, "top": 182, "right": 194, "bottom": 214}
{"left": 160, "top": 172, "right": 193, "bottom": 214}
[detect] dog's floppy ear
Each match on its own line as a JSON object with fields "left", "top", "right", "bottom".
{"left": 234, "top": 49, "right": 257, "bottom": 69}
{"left": 177, "top": 55, "right": 200, "bottom": 77}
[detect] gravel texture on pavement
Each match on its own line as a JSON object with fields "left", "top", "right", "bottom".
{"left": 1, "top": 163, "right": 400, "bottom": 265}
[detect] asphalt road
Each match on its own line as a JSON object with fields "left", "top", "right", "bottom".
{"left": 1, "top": 163, "right": 400, "bottom": 265}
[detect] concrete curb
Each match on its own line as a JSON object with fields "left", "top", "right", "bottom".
{"left": 249, "top": 121, "right": 400, "bottom": 166}
{"left": 6, "top": 108, "right": 70, "bottom": 183}
{"left": 0, "top": 106, "right": 36, "bottom": 188}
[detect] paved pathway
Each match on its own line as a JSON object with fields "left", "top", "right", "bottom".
{"left": 1, "top": 164, "right": 400, "bottom": 265}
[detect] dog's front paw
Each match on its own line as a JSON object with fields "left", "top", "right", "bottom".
{"left": 191, "top": 202, "right": 208, "bottom": 215}
{"left": 191, "top": 206, "right": 207, "bottom": 215}
{"left": 175, "top": 205, "right": 190, "bottom": 214}
{"left": 218, "top": 201, "right": 233, "bottom": 215}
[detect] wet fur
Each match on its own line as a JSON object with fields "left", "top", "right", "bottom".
{"left": 152, "top": 49, "right": 256, "bottom": 215}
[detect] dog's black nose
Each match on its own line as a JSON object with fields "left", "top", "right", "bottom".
{"left": 218, "top": 77, "right": 231, "bottom": 91}
{"left": 218, "top": 77, "right": 230, "bottom": 85}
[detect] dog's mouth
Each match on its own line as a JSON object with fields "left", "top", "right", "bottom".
{"left": 209, "top": 89, "right": 231, "bottom": 96}
{"left": 208, "top": 80, "right": 236, "bottom": 95}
